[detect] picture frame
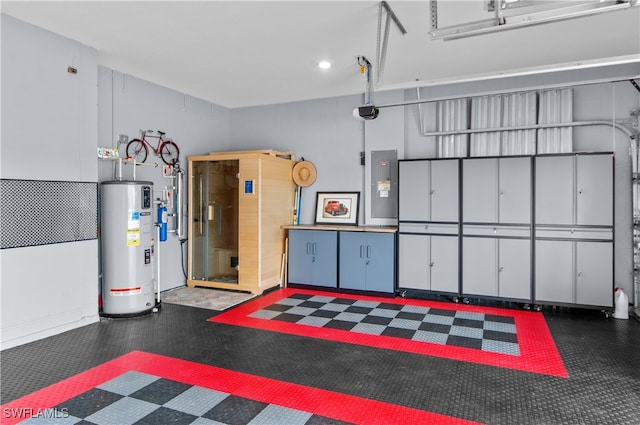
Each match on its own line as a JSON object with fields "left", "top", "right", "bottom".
{"left": 314, "top": 192, "right": 360, "bottom": 226}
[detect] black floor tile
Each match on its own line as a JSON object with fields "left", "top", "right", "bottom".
{"left": 130, "top": 379, "right": 191, "bottom": 405}
{"left": 202, "top": 395, "right": 268, "bottom": 425}
{"left": 1, "top": 296, "right": 639, "bottom": 425}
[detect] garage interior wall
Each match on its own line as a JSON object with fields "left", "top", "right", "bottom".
{"left": 1, "top": 13, "right": 639, "bottom": 349}
{"left": 1, "top": 15, "right": 99, "bottom": 349}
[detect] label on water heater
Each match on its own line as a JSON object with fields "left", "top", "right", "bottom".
{"left": 128, "top": 211, "right": 141, "bottom": 230}
{"left": 110, "top": 287, "right": 142, "bottom": 296}
{"left": 127, "top": 210, "right": 141, "bottom": 246}
{"left": 127, "top": 230, "right": 140, "bottom": 246}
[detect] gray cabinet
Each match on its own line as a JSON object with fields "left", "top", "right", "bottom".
{"left": 534, "top": 153, "right": 614, "bottom": 308}
{"left": 535, "top": 240, "right": 613, "bottom": 306}
{"left": 462, "top": 236, "right": 531, "bottom": 300}
{"left": 398, "top": 228, "right": 458, "bottom": 294}
{"left": 536, "top": 154, "right": 613, "bottom": 226}
{"left": 339, "top": 232, "right": 395, "bottom": 293}
{"left": 288, "top": 229, "right": 337, "bottom": 288}
{"left": 398, "top": 152, "right": 613, "bottom": 309}
{"left": 398, "top": 159, "right": 460, "bottom": 295}
{"left": 461, "top": 156, "right": 532, "bottom": 301}
{"left": 399, "top": 159, "right": 459, "bottom": 222}
{"left": 463, "top": 156, "right": 531, "bottom": 224}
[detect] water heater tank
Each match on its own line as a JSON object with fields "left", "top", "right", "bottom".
{"left": 101, "top": 181, "right": 156, "bottom": 315}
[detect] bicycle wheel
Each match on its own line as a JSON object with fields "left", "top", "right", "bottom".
{"left": 160, "top": 141, "right": 180, "bottom": 165}
{"left": 126, "top": 139, "right": 148, "bottom": 163}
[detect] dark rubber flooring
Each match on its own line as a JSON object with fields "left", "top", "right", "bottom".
{"left": 1, "top": 289, "right": 639, "bottom": 424}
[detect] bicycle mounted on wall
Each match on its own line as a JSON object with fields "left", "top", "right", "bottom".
{"left": 126, "top": 130, "right": 180, "bottom": 165}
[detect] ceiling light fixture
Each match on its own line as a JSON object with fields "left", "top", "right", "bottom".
{"left": 318, "top": 61, "right": 331, "bottom": 70}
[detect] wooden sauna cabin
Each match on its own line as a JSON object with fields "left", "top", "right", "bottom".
{"left": 187, "top": 150, "right": 296, "bottom": 294}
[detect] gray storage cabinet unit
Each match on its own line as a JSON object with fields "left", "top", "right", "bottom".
{"left": 339, "top": 231, "right": 395, "bottom": 293}
{"left": 534, "top": 153, "right": 614, "bottom": 308}
{"left": 287, "top": 229, "right": 338, "bottom": 288}
{"left": 462, "top": 156, "right": 532, "bottom": 302}
{"left": 398, "top": 159, "right": 460, "bottom": 295}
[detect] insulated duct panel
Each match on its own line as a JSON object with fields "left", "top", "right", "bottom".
{"left": 0, "top": 179, "right": 98, "bottom": 249}
{"left": 437, "top": 98, "right": 468, "bottom": 158}
{"left": 538, "top": 88, "right": 573, "bottom": 153}
{"left": 502, "top": 92, "right": 537, "bottom": 155}
{"left": 470, "top": 95, "right": 502, "bottom": 157}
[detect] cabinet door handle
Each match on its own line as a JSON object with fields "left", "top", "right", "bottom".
{"left": 360, "top": 245, "right": 364, "bottom": 258}
{"left": 312, "top": 243, "right": 317, "bottom": 255}
{"left": 366, "top": 245, "right": 371, "bottom": 258}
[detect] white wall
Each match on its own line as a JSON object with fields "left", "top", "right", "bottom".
{"left": 1, "top": 15, "right": 99, "bottom": 349}
{"left": 97, "top": 67, "right": 231, "bottom": 292}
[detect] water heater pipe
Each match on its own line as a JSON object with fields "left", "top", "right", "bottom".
{"left": 175, "top": 166, "right": 185, "bottom": 239}
{"left": 156, "top": 222, "right": 161, "bottom": 305}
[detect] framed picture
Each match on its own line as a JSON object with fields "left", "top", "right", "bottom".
{"left": 314, "top": 192, "right": 360, "bottom": 226}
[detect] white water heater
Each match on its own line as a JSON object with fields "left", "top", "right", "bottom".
{"left": 101, "top": 181, "right": 155, "bottom": 315}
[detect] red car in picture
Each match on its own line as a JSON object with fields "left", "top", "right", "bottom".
{"left": 325, "top": 200, "right": 349, "bottom": 216}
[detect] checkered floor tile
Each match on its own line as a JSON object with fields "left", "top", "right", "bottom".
{"left": 4, "top": 351, "right": 479, "bottom": 425}
{"left": 249, "top": 293, "right": 519, "bottom": 356}
{"left": 210, "top": 288, "right": 567, "bottom": 377}
{"left": 17, "top": 371, "right": 349, "bottom": 425}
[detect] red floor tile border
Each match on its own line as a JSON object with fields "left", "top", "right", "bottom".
{"left": 1, "top": 350, "right": 482, "bottom": 425}
{"left": 210, "top": 288, "right": 568, "bottom": 378}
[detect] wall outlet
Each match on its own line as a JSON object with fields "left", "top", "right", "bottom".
{"left": 118, "top": 134, "right": 129, "bottom": 144}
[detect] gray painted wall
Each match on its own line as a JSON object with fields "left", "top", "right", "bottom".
{"left": 97, "top": 67, "right": 231, "bottom": 294}
{"left": 1, "top": 15, "right": 99, "bottom": 349}
{"left": 230, "top": 69, "right": 640, "bottom": 304}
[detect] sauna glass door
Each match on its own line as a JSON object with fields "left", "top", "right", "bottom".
{"left": 190, "top": 160, "right": 239, "bottom": 283}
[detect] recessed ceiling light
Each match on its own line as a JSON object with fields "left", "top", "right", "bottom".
{"left": 318, "top": 61, "right": 331, "bottom": 70}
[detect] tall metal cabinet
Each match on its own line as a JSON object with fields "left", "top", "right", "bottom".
{"left": 534, "top": 153, "right": 614, "bottom": 307}
{"left": 398, "top": 152, "right": 614, "bottom": 309}
{"left": 462, "top": 156, "right": 532, "bottom": 301}
{"left": 398, "top": 159, "right": 460, "bottom": 295}
{"left": 188, "top": 150, "right": 296, "bottom": 294}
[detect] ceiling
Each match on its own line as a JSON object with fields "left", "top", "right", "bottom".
{"left": 2, "top": 1, "right": 639, "bottom": 108}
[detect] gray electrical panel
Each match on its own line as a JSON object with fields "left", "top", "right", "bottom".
{"left": 370, "top": 150, "right": 398, "bottom": 218}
